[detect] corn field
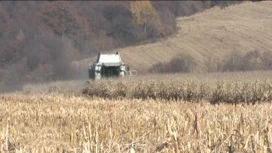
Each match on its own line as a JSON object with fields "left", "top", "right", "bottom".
{"left": 1, "top": 71, "right": 272, "bottom": 152}
{"left": 83, "top": 72, "right": 272, "bottom": 104}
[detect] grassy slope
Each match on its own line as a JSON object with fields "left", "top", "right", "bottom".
{"left": 116, "top": 1, "right": 272, "bottom": 72}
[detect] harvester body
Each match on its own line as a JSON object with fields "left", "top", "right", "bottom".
{"left": 88, "top": 52, "right": 135, "bottom": 80}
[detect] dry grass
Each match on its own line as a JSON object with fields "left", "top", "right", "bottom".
{"left": 0, "top": 71, "right": 272, "bottom": 152}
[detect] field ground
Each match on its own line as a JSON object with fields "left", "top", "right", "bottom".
{"left": 1, "top": 71, "right": 272, "bottom": 152}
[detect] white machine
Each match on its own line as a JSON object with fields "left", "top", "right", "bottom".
{"left": 88, "top": 52, "right": 136, "bottom": 80}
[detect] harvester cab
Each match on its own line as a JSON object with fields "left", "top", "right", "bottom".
{"left": 88, "top": 52, "right": 136, "bottom": 80}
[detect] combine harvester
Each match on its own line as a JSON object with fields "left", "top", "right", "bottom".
{"left": 88, "top": 52, "right": 137, "bottom": 80}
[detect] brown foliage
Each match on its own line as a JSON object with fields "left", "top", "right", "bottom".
{"left": 40, "top": 2, "right": 89, "bottom": 38}
{"left": 0, "top": 4, "right": 10, "bottom": 35}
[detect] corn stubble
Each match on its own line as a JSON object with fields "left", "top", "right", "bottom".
{"left": 1, "top": 72, "right": 272, "bottom": 152}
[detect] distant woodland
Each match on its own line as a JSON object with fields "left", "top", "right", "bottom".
{"left": 0, "top": 1, "right": 242, "bottom": 91}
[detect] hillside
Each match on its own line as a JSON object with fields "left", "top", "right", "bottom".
{"left": 113, "top": 1, "right": 272, "bottom": 72}
{"left": 2, "top": 1, "right": 229, "bottom": 92}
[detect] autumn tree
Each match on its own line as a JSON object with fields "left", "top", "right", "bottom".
{"left": 40, "top": 1, "right": 90, "bottom": 49}
{"left": 103, "top": 4, "right": 141, "bottom": 46}
{"left": 0, "top": 4, "right": 9, "bottom": 37}
{"left": 130, "top": 1, "right": 162, "bottom": 39}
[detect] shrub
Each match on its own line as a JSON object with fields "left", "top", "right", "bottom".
{"left": 150, "top": 53, "right": 196, "bottom": 73}
{"left": 260, "top": 51, "right": 272, "bottom": 70}
{"left": 221, "top": 50, "right": 271, "bottom": 72}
